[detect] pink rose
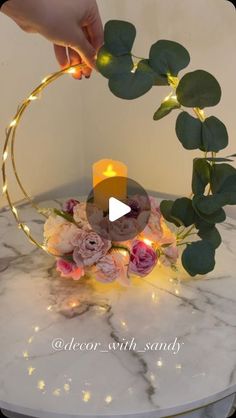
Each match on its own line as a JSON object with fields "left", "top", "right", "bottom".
{"left": 63, "top": 199, "right": 80, "bottom": 215}
{"left": 93, "top": 252, "right": 130, "bottom": 285}
{"left": 73, "top": 231, "right": 111, "bottom": 267}
{"left": 110, "top": 217, "right": 137, "bottom": 242}
{"left": 129, "top": 240, "right": 158, "bottom": 277}
{"left": 56, "top": 258, "right": 84, "bottom": 281}
{"left": 44, "top": 215, "right": 78, "bottom": 256}
{"left": 160, "top": 246, "right": 179, "bottom": 267}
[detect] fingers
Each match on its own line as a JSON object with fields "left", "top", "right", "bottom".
{"left": 54, "top": 44, "right": 68, "bottom": 68}
{"left": 54, "top": 44, "right": 83, "bottom": 79}
{"left": 86, "top": 13, "right": 104, "bottom": 53}
{"left": 70, "top": 26, "right": 96, "bottom": 70}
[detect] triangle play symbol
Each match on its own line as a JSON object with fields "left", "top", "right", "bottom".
{"left": 109, "top": 197, "right": 131, "bottom": 222}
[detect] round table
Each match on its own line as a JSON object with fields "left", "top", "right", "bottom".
{"left": 0, "top": 199, "right": 236, "bottom": 418}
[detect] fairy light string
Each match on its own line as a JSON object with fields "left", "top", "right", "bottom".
{"left": 1, "top": 64, "right": 85, "bottom": 252}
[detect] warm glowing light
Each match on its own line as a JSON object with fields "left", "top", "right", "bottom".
{"left": 175, "top": 289, "right": 180, "bottom": 295}
{"left": 67, "top": 67, "right": 76, "bottom": 74}
{"left": 2, "top": 183, "right": 7, "bottom": 194}
{"left": 3, "top": 150, "right": 8, "bottom": 162}
{"left": 152, "top": 292, "right": 158, "bottom": 303}
{"left": 22, "top": 224, "right": 30, "bottom": 234}
{"left": 176, "top": 364, "right": 182, "bottom": 370}
{"left": 37, "top": 380, "right": 46, "bottom": 390}
{"left": 28, "top": 336, "right": 34, "bottom": 344}
{"left": 143, "top": 238, "right": 153, "bottom": 246}
{"left": 12, "top": 206, "right": 18, "bottom": 216}
{"left": 28, "top": 366, "right": 36, "bottom": 376}
{"left": 53, "top": 388, "right": 61, "bottom": 397}
{"left": 34, "top": 326, "right": 40, "bottom": 333}
{"left": 28, "top": 95, "right": 38, "bottom": 101}
{"left": 47, "top": 305, "right": 53, "bottom": 311}
{"left": 69, "top": 301, "right": 79, "bottom": 308}
{"left": 105, "top": 395, "right": 113, "bottom": 404}
{"left": 121, "top": 320, "right": 127, "bottom": 329}
{"left": 64, "top": 383, "right": 70, "bottom": 393}
{"left": 131, "top": 63, "right": 138, "bottom": 74}
{"left": 103, "top": 164, "right": 117, "bottom": 177}
{"left": 42, "top": 76, "right": 49, "bottom": 83}
{"left": 82, "top": 390, "right": 91, "bottom": 402}
{"left": 157, "top": 360, "right": 163, "bottom": 367}
{"left": 23, "top": 351, "right": 29, "bottom": 359}
{"left": 99, "top": 53, "right": 112, "bottom": 66}
{"left": 9, "top": 119, "right": 17, "bottom": 128}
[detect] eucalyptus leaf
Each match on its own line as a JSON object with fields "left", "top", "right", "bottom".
{"left": 193, "top": 194, "right": 227, "bottom": 215}
{"left": 153, "top": 96, "right": 181, "bottom": 121}
{"left": 108, "top": 61, "right": 154, "bottom": 99}
{"left": 171, "top": 198, "right": 195, "bottom": 227}
{"left": 103, "top": 20, "right": 136, "bottom": 55}
{"left": 192, "top": 158, "right": 211, "bottom": 195}
{"left": 149, "top": 40, "right": 190, "bottom": 78}
{"left": 192, "top": 196, "right": 226, "bottom": 224}
{"left": 176, "top": 112, "right": 202, "bottom": 150}
{"left": 176, "top": 70, "right": 221, "bottom": 108}
{"left": 182, "top": 240, "right": 215, "bottom": 276}
{"left": 139, "top": 59, "right": 169, "bottom": 86}
{"left": 198, "top": 226, "right": 221, "bottom": 249}
{"left": 202, "top": 117, "right": 228, "bottom": 152}
{"left": 160, "top": 200, "right": 182, "bottom": 226}
{"left": 96, "top": 46, "right": 133, "bottom": 79}
{"left": 211, "top": 164, "right": 236, "bottom": 193}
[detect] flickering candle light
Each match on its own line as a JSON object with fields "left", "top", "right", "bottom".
{"left": 93, "top": 159, "right": 127, "bottom": 211}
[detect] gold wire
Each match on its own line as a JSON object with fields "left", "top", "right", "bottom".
{"left": 1, "top": 63, "right": 85, "bottom": 252}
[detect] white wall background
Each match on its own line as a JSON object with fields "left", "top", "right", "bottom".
{"left": 0, "top": 0, "right": 235, "bottom": 211}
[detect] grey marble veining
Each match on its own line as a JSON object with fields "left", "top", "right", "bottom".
{"left": 0, "top": 199, "right": 236, "bottom": 418}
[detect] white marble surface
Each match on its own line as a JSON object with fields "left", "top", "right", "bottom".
{"left": 0, "top": 199, "right": 236, "bottom": 418}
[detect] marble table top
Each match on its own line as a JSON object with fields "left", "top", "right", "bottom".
{"left": 0, "top": 199, "right": 236, "bottom": 418}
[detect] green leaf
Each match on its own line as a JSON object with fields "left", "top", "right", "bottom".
{"left": 103, "top": 20, "right": 136, "bottom": 56}
{"left": 193, "top": 195, "right": 227, "bottom": 215}
{"left": 192, "top": 158, "right": 211, "bottom": 195}
{"left": 176, "top": 112, "right": 202, "bottom": 150}
{"left": 160, "top": 200, "right": 182, "bottom": 226}
{"left": 198, "top": 226, "right": 221, "bottom": 249}
{"left": 171, "top": 198, "right": 195, "bottom": 227}
{"left": 219, "top": 175, "right": 236, "bottom": 205}
{"left": 192, "top": 196, "right": 226, "bottom": 224}
{"left": 153, "top": 96, "right": 181, "bottom": 121}
{"left": 211, "top": 163, "right": 236, "bottom": 193}
{"left": 108, "top": 61, "right": 154, "bottom": 99}
{"left": 182, "top": 240, "right": 216, "bottom": 276}
{"left": 201, "top": 117, "right": 228, "bottom": 152}
{"left": 138, "top": 59, "right": 169, "bottom": 86}
{"left": 205, "top": 157, "right": 234, "bottom": 162}
{"left": 176, "top": 70, "right": 221, "bottom": 108}
{"left": 149, "top": 40, "right": 190, "bottom": 78}
{"left": 96, "top": 46, "right": 133, "bottom": 79}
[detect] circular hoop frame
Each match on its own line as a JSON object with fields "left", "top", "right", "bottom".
{"left": 1, "top": 64, "right": 84, "bottom": 252}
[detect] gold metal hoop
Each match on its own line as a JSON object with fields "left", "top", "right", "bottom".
{"left": 1, "top": 64, "right": 84, "bottom": 252}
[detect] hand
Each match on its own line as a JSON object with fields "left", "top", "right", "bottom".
{"left": 2, "top": 0, "right": 104, "bottom": 78}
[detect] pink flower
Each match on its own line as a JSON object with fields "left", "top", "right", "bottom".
{"left": 56, "top": 258, "right": 84, "bottom": 281}
{"left": 110, "top": 217, "right": 138, "bottom": 242}
{"left": 44, "top": 215, "right": 78, "bottom": 256}
{"left": 129, "top": 240, "right": 158, "bottom": 277}
{"left": 73, "top": 231, "right": 111, "bottom": 267}
{"left": 63, "top": 199, "right": 80, "bottom": 215}
{"left": 160, "top": 246, "right": 179, "bottom": 267}
{"left": 93, "top": 252, "right": 130, "bottom": 286}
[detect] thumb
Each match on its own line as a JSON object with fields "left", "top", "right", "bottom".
{"left": 71, "top": 27, "right": 96, "bottom": 69}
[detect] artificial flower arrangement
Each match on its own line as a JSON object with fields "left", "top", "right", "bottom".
{"left": 44, "top": 197, "right": 179, "bottom": 285}
{"left": 2, "top": 20, "right": 236, "bottom": 285}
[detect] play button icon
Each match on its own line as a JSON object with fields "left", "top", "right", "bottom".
{"left": 109, "top": 197, "right": 131, "bottom": 222}
{"left": 86, "top": 176, "right": 151, "bottom": 242}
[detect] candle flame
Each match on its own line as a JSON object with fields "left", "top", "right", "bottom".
{"left": 103, "top": 164, "right": 117, "bottom": 177}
